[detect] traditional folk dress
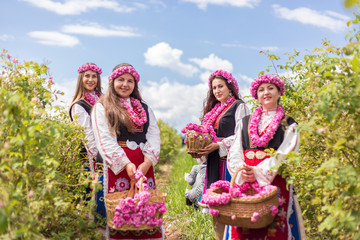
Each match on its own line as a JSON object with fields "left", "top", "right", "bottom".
{"left": 199, "top": 100, "right": 249, "bottom": 206}
{"left": 69, "top": 91, "right": 100, "bottom": 175}
{"left": 225, "top": 110, "right": 306, "bottom": 240}
{"left": 92, "top": 98, "right": 163, "bottom": 240}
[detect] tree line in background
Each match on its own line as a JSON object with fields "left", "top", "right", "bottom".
{"left": 1, "top": 2, "right": 360, "bottom": 239}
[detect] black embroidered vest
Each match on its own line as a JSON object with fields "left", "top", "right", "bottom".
{"left": 206, "top": 100, "right": 244, "bottom": 188}
{"left": 69, "top": 100, "right": 92, "bottom": 122}
{"left": 116, "top": 102, "right": 150, "bottom": 144}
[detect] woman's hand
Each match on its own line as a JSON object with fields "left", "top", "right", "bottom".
{"left": 197, "top": 143, "right": 219, "bottom": 156}
{"left": 125, "top": 162, "right": 136, "bottom": 180}
{"left": 240, "top": 166, "right": 256, "bottom": 182}
{"left": 137, "top": 157, "right": 152, "bottom": 176}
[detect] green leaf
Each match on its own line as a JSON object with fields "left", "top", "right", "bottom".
{"left": 0, "top": 209, "right": 8, "bottom": 233}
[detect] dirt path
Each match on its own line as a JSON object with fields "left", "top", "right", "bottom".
{"left": 156, "top": 163, "right": 183, "bottom": 240}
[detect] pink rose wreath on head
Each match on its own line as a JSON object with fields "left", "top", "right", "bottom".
{"left": 208, "top": 69, "right": 239, "bottom": 93}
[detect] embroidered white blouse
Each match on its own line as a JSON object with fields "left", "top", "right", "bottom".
{"left": 227, "top": 110, "right": 300, "bottom": 186}
{"left": 91, "top": 99, "right": 161, "bottom": 175}
{"left": 198, "top": 102, "right": 250, "bottom": 164}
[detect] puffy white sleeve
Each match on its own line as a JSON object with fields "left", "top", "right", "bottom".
{"left": 227, "top": 119, "right": 246, "bottom": 183}
{"left": 143, "top": 106, "right": 161, "bottom": 166}
{"left": 71, "top": 104, "right": 98, "bottom": 159}
{"left": 218, "top": 103, "right": 250, "bottom": 157}
{"left": 253, "top": 123, "right": 300, "bottom": 186}
{"left": 91, "top": 103, "right": 130, "bottom": 175}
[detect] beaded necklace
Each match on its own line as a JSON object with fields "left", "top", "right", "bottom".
{"left": 119, "top": 97, "right": 148, "bottom": 126}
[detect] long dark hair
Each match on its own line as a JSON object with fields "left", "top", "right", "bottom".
{"left": 99, "top": 63, "right": 143, "bottom": 135}
{"left": 201, "top": 75, "right": 243, "bottom": 121}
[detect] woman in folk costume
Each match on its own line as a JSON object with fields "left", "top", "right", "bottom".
{"left": 69, "top": 62, "right": 102, "bottom": 177}
{"left": 92, "top": 63, "right": 162, "bottom": 240}
{"left": 225, "top": 74, "right": 306, "bottom": 240}
{"left": 197, "top": 70, "right": 250, "bottom": 240}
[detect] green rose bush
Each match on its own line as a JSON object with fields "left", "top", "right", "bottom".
{"left": 259, "top": 9, "right": 360, "bottom": 240}
{"left": 0, "top": 50, "right": 102, "bottom": 239}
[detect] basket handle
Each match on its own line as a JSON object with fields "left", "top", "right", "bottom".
{"left": 127, "top": 177, "right": 144, "bottom": 198}
{"left": 230, "top": 166, "right": 252, "bottom": 189}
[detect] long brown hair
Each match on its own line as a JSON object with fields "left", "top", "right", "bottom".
{"left": 69, "top": 62, "right": 102, "bottom": 114}
{"left": 99, "top": 63, "right": 143, "bottom": 135}
{"left": 201, "top": 75, "right": 242, "bottom": 121}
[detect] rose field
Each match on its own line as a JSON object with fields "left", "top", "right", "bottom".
{"left": 1, "top": 2, "right": 360, "bottom": 239}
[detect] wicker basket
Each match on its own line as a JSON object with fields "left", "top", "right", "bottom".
{"left": 208, "top": 167, "right": 279, "bottom": 229}
{"left": 104, "top": 178, "right": 167, "bottom": 231}
{"left": 185, "top": 128, "right": 213, "bottom": 158}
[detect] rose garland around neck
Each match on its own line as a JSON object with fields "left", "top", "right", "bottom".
{"left": 119, "top": 97, "right": 148, "bottom": 126}
{"left": 84, "top": 91, "right": 101, "bottom": 106}
{"left": 202, "top": 96, "right": 236, "bottom": 127}
{"left": 249, "top": 105, "right": 285, "bottom": 147}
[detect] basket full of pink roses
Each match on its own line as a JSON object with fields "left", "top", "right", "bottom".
{"left": 104, "top": 170, "right": 167, "bottom": 231}
{"left": 201, "top": 167, "right": 279, "bottom": 229}
{"left": 181, "top": 123, "right": 217, "bottom": 158}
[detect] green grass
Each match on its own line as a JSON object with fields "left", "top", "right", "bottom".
{"left": 160, "top": 148, "right": 215, "bottom": 240}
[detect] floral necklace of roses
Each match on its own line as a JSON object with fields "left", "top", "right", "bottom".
{"left": 84, "top": 91, "right": 101, "bottom": 106}
{"left": 249, "top": 105, "right": 285, "bottom": 147}
{"left": 119, "top": 97, "right": 148, "bottom": 126}
{"left": 202, "top": 96, "right": 236, "bottom": 126}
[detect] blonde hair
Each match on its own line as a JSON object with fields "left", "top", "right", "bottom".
{"left": 99, "top": 63, "right": 143, "bottom": 135}
{"left": 69, "top": 62, "right": 102, "bottom": 115}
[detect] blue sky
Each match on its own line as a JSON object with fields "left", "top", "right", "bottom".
{"left": 1, "top": 0, "right": 354, "bottom": 132}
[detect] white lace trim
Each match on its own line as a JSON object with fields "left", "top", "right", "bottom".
{"left": 259, "top": 110, "right": 276, "bottom": 133}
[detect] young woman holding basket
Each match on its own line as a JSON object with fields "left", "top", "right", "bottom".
{"left": 225, "top": 74, "right": 305, "bottom": 240}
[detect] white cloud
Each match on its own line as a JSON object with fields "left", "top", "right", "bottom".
{"left": 144, "top": 42, "right": 199, "bottom": 77}
{"left": 237, "top": 73, "right": 253, "bottom": 84}
{"left": 0, "top": 34, "right": 14, "bottom": 41}
{"left": 141, "top": 78, "right": 207, "bottom": 131}
{"left": 62, "top": 23, "right": 141, "bottom": 37}
{"left": 189, "top": 53, "right": 233, "bottom": 72}
{"left": 28, "top": 31, "right": 80, "bottom": 47}
{"left": 140, "top": 77, "right": 253, "bottom": 132}
{"left": 325, "top": 10, "right": 351, "bottom": 21}
{"left": 273, "top": 5, "right": 348, "bottom": 32}
{"left": 22, "top": 0, "right": 136, "bottom": 15}
{"left": 182, "top": 0, "right": 260, "bottom": 10}
{"left": 260, "top": 46, "right": 279, "bottom": 52}
{"left": 52, "top": 78, "right": 77, "bottom": 109}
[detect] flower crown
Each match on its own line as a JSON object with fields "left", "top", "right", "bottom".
{"left": 108, "top": 65, "right": 140, "bottom": 82}
{"left": 250, "top": 74, "right": 285, "bottom": 99}
{"left": 208, "top": 69, "right": 239, "bottom": 93}
{"left": 77, "top": 64, "right": 102, "bottom": 75}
